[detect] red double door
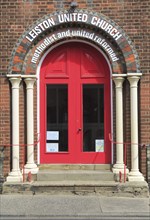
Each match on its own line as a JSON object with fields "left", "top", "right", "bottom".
{"left": 40, "top": 42, "right": 111, "bottom": 164}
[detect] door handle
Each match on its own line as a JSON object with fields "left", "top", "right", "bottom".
{"left": 78, "top": 128, "right": 82, "bottom": 132}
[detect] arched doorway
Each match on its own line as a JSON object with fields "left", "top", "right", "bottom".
{"left": 40, "top": 42, "right": 111, "bottom": 164}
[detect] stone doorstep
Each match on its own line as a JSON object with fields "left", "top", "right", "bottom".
{"left": 38, "top": 164, "right": 112, "bottom": 170}
{"left": 36, "top": 170, "right": 114, "bottom": 182}
{"left": 2, "top": 181, "right": 149, "bottom": 198}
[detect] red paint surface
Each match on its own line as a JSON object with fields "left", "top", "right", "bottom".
{"left": 40, "top": 42, "right": 111, "bottom": 164}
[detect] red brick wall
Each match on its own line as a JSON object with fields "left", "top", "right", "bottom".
{"left": 0, "top": 77, "right": 11, "bottom": 176}
{"left": 0, "top": 0, "right": 149, "bottom": 179}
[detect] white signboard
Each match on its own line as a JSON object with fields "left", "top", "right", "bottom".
{"left": 95, "top": 139, "right": 104, "bottom": 152}
{"left": 47, "top": 131, "right": 59, "bottom": 140}
{"left": 46, "top": 143, "right": 59, "bottom": 152}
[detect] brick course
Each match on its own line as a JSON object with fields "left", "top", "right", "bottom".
{"left": 0, "top": 0, "right": 149, "bottom": 180}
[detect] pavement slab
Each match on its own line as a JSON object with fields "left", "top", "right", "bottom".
{"left": 0, "top": 194, "right": 150, "bottom": 219}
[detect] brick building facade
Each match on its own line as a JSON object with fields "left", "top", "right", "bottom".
{"left": 0, "top": 0, "right": 149, "bottom": 184}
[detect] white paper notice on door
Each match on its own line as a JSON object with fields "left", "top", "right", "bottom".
{"left": 47, "top": 131, "right": 59, "bottom": 140}
{"left": 46, "top": 143, "right": 59, "bottom": 152}
{"left": 95, "top": 139, "right": 104, "bottom": 152}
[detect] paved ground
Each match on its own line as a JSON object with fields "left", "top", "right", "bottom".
{"left": 0, "top": 194, "right": 150, "bottom": 219}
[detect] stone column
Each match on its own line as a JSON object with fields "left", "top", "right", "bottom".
{"left": 24, "top": 78, "right": 38, "bottom": 174}
{"left": 128, "top": 76, "right": 144, "bottom": 181}
{"left": 7, "top": 78, "right": 23, "bottom": 182}
{"left": 112, "top": 77, "right": 128, "bottom": 174}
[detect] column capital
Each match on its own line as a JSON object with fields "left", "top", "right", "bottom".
{"left": 24, "top": 78, "right": 36, "bottom": 89}
{"left": 127, "top": 73, "right": 142, "bottom": 77}
{"left": 113, "top": 76, "right": 125, "bottom": 88}
{"left": 112, "top": 74, "right": 127, "bottom": 77}
{"left": 9, "top": 78, "right": 21, "bottom": 89}
{"left": 127, "top": 76, "right": 140, "bottom": 88}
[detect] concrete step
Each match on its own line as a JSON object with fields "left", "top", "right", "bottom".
{"left": 2, "top": 181, "right": 149, "bottom": 197}
{"left": 36, "top": 170, "right": 114, "bottom": 181}
{"left": 2, "top": 181, "right": 118, "bottom": 195}
{"left": 32, "top": 180, "right": 118, "bottom": 195}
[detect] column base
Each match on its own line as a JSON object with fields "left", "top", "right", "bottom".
{"left": 112, "top": 163, "right": 129, "bottom": 174}
{"left": 128, "top": 171, "right": 145, "bottom": 182}
{"left": 24, "top": 163, "right": 39, "bottom": 174}
{"left": 6, "top": 170, "right": 23, "bottom": 182}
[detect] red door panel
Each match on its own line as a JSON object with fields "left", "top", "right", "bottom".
{"left": 81, "top": 48, "right": 106, "bottom": 78}
{"left": 43, "top": 48, "right": 69, "bottom": 78}
{"left": 40, "top": 42, "right": 111, "bottom": 164}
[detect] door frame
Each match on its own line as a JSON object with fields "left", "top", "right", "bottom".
{"left": 36, "top": 40, "right": 113, "bottom": 164}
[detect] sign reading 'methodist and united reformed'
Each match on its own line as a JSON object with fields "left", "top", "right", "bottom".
{"left": 25, "top": 13, "right": 122, "bottom": 63}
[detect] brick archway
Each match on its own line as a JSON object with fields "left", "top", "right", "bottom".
{"left": 8, "top": 10, "right": 141, "bottom": 76}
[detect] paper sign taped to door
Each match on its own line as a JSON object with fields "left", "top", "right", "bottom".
{"left": 95, "top": 139, "right": 104, "bottom": 152}
{"left": 47, "top": 131, "right": 59, "bottom": 140}
{"left": 46, "top": 143, "right": 59, "bottom": 152}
